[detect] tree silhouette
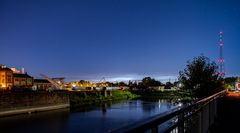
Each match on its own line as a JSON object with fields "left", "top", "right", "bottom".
{"left": 139, "top": 77, "right": 162, "bottom": 89}
{"left": 165, "top": 82, "right": 173, "bottom": 89}
{"left": 179, "top": 55, "right": 224, "bottom": 98}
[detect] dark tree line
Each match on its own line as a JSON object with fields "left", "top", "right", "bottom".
{"left": 138, "top": 77, "right": 163, "bottom": 89}
{"left": 105, "top": 77, "right": 176, "bottom": 90}
{"left": 74, "top": 77, "right": 177, "bottom": 90}
{"left": 224, "top": 77, "right": 238, "bottom": 85}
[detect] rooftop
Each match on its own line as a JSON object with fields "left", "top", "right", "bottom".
{"left": 34, "top": 79, "right": 50, "bottom": 83}
{"left": 13, "top": 73, "right": 32, "bottom": 78}
{"left": 0, "top": 67, "right": 12, "bottom": 72}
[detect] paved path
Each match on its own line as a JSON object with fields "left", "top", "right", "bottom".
{"left": 0, "top": 104, "right": 69, "bottom": 117}
{"left": 210, "top": 92, "right": 240, "bottom": 132}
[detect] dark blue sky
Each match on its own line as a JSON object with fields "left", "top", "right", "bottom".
{"left": 0, "top": 0, "right": 240, "bottom": 82}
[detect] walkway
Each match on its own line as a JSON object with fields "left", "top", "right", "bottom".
{"left": 210, "top": 92, "right": 240, "bottom": 133}
{"left": 0, "top": 104, "right": 69, "bottom": 117}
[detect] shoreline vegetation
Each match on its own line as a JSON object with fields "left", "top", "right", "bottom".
{"left": 132, "top": 90, "right": 193, "bottom": 102}
{"left": 69, "top": 90, "right": 193, "bottom": 110}
{"left": 69, "top": 90, "right": 139, "bottom": 109}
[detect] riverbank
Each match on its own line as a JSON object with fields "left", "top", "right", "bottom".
{"left": 0, "top": 90, "right": 191, "bottom": 117}
{"left": 0, "top": 104, "right": 69, "bottom": 117}
{"left": 69, "top": 90, "right": 138, "bottom": 108}
{"left": 132, "top": 90, "right": 193, "bottom": 102}
{"left": 69, "top": 90, "right": 192, "bottom": 110}
{"left": 0, "top": 91, "right": 70, "bottom": 117}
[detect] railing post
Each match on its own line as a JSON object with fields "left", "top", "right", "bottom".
{"left": 178, "top": 112, "right": 184, "bottom": 133}
{"left": 201, "top": 103, "right": 209, "bottom": 133}
{"left": 209, "top": 100, "right": 214, "bottom": 126}
{"left": 214, "top": 98, "right": 217, "bottom": 118}
{"left": 198, "top": 111, "right": 202, "bottom": 133}
{"left": 151, "top": 126, "right": 158, "bottom": 133}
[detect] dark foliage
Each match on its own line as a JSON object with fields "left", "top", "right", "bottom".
{"left": 165, "top": 82, "right": 173, "bottom": 89}
{"left": 179, "top": 55, "right": 224, "bottom": 98}
{"left": 138, "top": 77, "right": 162, "bottom": 89}
{"left": 224, "top": 77, "right": 238, "bottom": 86}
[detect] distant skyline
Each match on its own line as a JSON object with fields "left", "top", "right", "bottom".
{"left": 1, "top": 0, "right": 240, "bottom": 82}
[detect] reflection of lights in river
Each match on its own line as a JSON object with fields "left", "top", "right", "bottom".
{"left": 178, "top": 103, "right": 183, "bottom": 107}
{"left": 158, "top": 100, "right": 161, "bottom": 109}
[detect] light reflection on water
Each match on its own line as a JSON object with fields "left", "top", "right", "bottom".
{"left": 0, "top": 99, "right": 178, "bottom": 133}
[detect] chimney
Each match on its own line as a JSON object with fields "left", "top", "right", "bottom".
{"left": 21, "top": 68, "right": 24, "bottom": 74}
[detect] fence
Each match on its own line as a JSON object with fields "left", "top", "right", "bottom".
{"left": 110, "top": 90, "right": 226, "bottom": 133}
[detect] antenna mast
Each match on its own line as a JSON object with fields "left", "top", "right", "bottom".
{"left": 218, "top": 32, "right": 225, "bottom": 76}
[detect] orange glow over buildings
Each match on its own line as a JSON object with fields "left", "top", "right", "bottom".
{"left": 0, "top": 65, "right": 13, "bottom": 90}
{"left": 0, "top": 65, "right": 33, "bottom": 90}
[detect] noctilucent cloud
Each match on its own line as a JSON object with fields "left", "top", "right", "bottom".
{"left": 0, "top": 0, "right": 240, "bottom": 82}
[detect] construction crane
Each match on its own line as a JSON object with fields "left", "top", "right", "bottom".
{"left": 40, "top": 74, "right": 65, "bottom": 90}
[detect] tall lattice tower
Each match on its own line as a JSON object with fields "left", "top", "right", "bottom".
{"left": 218, "top": 31, "right": 225, "bottom": 76}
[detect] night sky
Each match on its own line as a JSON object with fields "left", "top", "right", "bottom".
{"left": 0, "top": 0, "right": 240, "bottom": 82}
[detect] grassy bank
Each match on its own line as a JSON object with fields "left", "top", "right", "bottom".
{"left": 69, "top": 90, "right": 193, "bottom": 110}
{"left": 132, "top": 90, "right": 193, "bottom": 102}
{"left": 69, "top": 90, "right": 138, "bottom": 108}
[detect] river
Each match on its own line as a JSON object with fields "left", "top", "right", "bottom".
{"left": 0, "top": 99, "right": 180, "bottom": 133}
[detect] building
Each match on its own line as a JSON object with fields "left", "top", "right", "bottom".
{"left": 33, "top": 79, "right": 52, "bottom": 91}
{"left": 13, "top": 73, "right": 33, "bottom": 88}
{"left": 10, "top": 66, "right": 34, "bottom": 88}
{"left": 10, "top": 68, "right": 20, "bottom": 73}
{"left": 0, "top": 65, "right": 13, "bottom": 90}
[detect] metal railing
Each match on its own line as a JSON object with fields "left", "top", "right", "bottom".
{"left": 109, "top": 90, "right": 227, "bottom": 133}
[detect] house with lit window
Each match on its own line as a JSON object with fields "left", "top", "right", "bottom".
{"left": 0, "top": 65, "right": 13, "bottom": 90}
{"left": 33, "top": 79, "right": 52, "bottom": 91}
{"left": 13, "top": 73, "right": 33, "bottom": 88}
{"left": 0, "top": 64, "right": 35, "bottom": 90}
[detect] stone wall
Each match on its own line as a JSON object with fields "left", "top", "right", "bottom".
{"left": 0, "top": 91, "right": 69, "bottom": 112}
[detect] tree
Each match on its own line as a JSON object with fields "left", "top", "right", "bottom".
{"left": 78, "top": 80, "right": 91, "bottom": 87}
{"left": 139, "top": 77, "right": 162, "bottom": 89}
{"left": 165, "top": 82, "right": 173, "bottom": 89}
{"left": 173, "top": 81, "right": 180, "bottom": 87}
{"left": 105, "top": 81, "right": 113, "bottom": 87}
{"left": 118, "top": 81, "right": 127, "bottom": 86}
{"left": 179, "top": 55, "right": 224, "bottom": 98}
{"left": 224, "top": 77, "right": 237, "bottom": 85}
{"left": 224, "top": 77, "right": 238, "bottom": 90}
{"left": 128, "top": 80, "right": 138, "bottom": 90}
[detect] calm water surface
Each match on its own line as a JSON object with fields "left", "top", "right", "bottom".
{"left": 0, "top": 99, "right": 180, "bottom": 133}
